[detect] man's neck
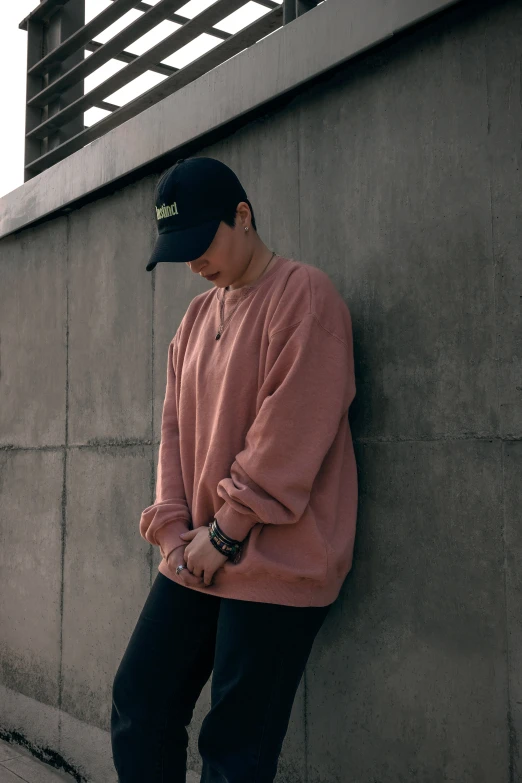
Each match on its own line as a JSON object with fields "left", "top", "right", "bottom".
{"left": 227, "top": 247, "right": 274, "bottom": 291}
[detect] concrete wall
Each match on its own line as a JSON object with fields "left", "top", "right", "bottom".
{"left": 1, "top": 0, "right": 521, "bottom": 780}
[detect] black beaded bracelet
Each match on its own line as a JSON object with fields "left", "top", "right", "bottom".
{"left": 212, "top": 517, "right": 241, "bottom": 545}
{"left": 208, "top": 531, "right": 236, "bottom": 558}
{"left": 209, "top": 527, "right": 236, "bottom": 554}
{"left": 209, "top": 520, "right": 239, "bottom": 554}
{"left": 209, "top": 518, "right": 242, "bottom": 563}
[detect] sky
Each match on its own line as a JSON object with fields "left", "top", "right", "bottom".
{"left": 0, "top": 0, "right": 284, "bottom": 199}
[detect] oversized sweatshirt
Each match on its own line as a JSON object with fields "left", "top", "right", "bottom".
{"left": 139, "top": 254, "right": 358, "bottom": 607}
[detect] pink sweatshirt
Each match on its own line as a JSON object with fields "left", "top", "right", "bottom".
{"left": 139, "top": 254, "right": 358, "bottom": 607}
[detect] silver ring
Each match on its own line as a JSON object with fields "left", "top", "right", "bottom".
{"left": 175, "top": 564, "right": 188, "bottom": 576}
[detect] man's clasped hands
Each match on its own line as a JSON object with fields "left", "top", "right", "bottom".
{"left": 168, "top": 525, "right": 228, "bottom": 588}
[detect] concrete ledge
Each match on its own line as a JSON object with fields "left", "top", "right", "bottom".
{"left": 0, "top": 684, "right": 200, "bottom": 782}
{"left": 0, "top": 0, "right": 462, "bottom": 239}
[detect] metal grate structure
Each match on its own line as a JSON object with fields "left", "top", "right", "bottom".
{"left": 19, "top": 0, "right": 320, "bottom": 180}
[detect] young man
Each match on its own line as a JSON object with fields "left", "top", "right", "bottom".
{"left": 111, "top": 156, "right": 358, "bottom": 782}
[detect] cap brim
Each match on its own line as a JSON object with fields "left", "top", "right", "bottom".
{"left": 146, "top": 218, "right": 221, "bottom": 271}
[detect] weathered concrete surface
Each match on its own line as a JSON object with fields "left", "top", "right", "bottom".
{"left": 60, "top": 446, "right": 152, "bottom": 730}
{"left": 0, "top": 220, "right": 67, "bottom": 448}
{"left": 296, "top": 4, "right": 521, "bottom": 778}
{"left": 299, "top": 1, "right": 497, "bottom": 444}
{"left": 0, "top": 450, "right": 63, "bottom": 706}
{"left": 306, "top": 440, "right": 507, "bottom": 782}
{"left": 504, "top": 442, "right": 522, "bottom": 783}
{"left": 484, "top": 2, "right": 522, "bottom": 439}
{"left": 0, "top": 0, "right": 520, "bottom": 781}
{"left": 67, "top": 179, "right": 154, "bottom": 446}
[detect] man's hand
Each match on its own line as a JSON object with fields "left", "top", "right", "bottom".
{"left": 179, "top": 527, "right": 228, "bottom": 586}
{"left": 166, "top": 545, "right": 206, "bottom": 588}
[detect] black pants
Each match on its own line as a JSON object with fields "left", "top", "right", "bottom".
{"left": 111, "top": 571, "right": 331, "bottom": 783}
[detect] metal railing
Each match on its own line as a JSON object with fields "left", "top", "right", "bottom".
{"left": 19, "top": 0, "right": 320, "bottom": 180}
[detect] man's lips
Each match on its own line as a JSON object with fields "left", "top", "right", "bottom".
{"left": 203, "top": 272, "right": 219, "bottom": 280}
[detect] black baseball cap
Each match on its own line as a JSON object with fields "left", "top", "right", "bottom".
{"left": 146, "top": 156, "right": 249, "bottom": 271}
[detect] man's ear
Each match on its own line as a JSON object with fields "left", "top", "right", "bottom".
{"left": 235, "top": 202, "right": 251, "bottom": 226}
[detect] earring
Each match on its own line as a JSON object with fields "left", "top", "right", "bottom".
{"left": 244, "top": 227, "right": 249, "bottom": 232}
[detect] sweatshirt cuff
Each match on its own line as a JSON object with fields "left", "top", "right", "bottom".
{"left": 154, "top": 519, "right": 190, "bottom": 560}
{"left": 213, "top": 504, "right": 257, "bottom": 543}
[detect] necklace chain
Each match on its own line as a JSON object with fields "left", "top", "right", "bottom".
{"left": 215, "top": 251, "right": 276, "bottom": 341}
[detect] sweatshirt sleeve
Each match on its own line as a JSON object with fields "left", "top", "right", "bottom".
{"left": 139, "top": 331, "right": 191, "bottom": 561}
{"left": 214, "top": 312, "right": 355, "bottom": 543}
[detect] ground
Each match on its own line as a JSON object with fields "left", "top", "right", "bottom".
{"left": 0, "top": 739, "right": 200, "bottom": 782}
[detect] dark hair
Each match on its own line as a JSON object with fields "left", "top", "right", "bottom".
{"left": 221, "top": 198, "right": 257, "bottom": 232}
